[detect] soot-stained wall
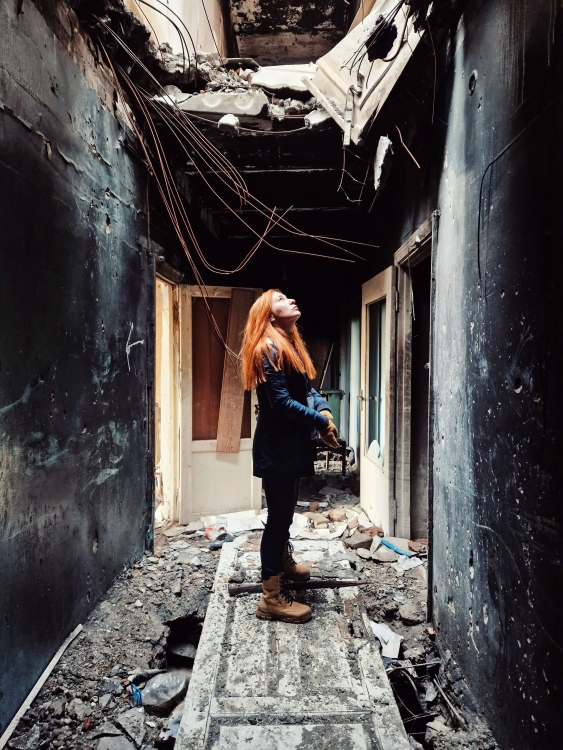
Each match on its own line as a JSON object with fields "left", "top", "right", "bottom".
{"left": 431, "top": 1, "right": 563, "bottom": 746}
{"left": 0, "top": 0, "right": 151, "bottom": 732}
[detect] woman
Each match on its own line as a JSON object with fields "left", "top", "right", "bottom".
{"left": 240, "top": 289, "right": 340, "bottom": 624}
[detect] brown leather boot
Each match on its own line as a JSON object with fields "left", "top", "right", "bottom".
{"left": 283, "top": 541, "right": 311, "bottom": 581}
{"left": 256, "top": 574, "right": 312, "bottom": 623}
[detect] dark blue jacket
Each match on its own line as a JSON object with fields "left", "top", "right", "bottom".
{"left": 253, "top": 354, "right": 331, "bottom": 478}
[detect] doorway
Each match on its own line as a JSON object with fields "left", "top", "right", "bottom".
{"left": 393, "top": 218, "right": 433, "bottom": 539}
{"left": 359, "top": 266, "right": 396, "bottom": 533}
{"left": 178, "top": 285, "right": 262, "bottom": 523}
{"left": 358, "top": 219, "right": 434, "bottom": 538}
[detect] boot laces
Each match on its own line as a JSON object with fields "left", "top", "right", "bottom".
{"left": 279, "top": 576, "right": 295, "bottom": 605}
{"left": 284, "top": 541, "right": 297, "bottom": 569}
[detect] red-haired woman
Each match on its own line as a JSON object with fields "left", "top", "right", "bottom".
{"left": 240, "top": 289, "right": 340, "bottom": 623}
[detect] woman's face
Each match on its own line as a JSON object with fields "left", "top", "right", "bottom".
{"left": 270, "top": 291, "right": 301, "bottom": 329}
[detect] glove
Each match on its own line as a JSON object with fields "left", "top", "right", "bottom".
{"left": 319, "top": 412, "right": 340, "bottom": 450}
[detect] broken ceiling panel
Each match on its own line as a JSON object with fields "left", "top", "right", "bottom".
{"left": 304, "top": 0, "right": 426, "bottom": 145}
{"left": 229, "top": 0, "right": 348, "bottom": 65}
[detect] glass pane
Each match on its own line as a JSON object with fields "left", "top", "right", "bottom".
{"left": 367, "top": 299, "right": 386, "bottom": 465}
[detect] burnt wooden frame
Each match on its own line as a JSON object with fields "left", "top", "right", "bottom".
{"left": 392, "top": 218, "right": 432, "bottom": 538}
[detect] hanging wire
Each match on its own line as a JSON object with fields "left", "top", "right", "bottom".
{"left": 92, "top": 18, "right": 373, "bottom": 365}
{"left": 97, "top": 20, "right": 365, "bottom": 262}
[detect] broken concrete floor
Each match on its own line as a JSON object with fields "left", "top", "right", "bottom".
{"left": 8, "top": 473, "right": 497, "bottom": 750}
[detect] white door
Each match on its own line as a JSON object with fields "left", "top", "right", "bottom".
{"left": 360, "top": 266, "right": 396, "bottom": 534}
{"left": 178, "top": 285, "right": 262, "bottom": 523}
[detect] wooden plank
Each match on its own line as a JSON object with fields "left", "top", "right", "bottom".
{"left": 216, "top": 289, "right": 257, "bottom": 453}
{"left": 192, "top": 297, "right": 231, "bottom": 441}
{"left": 394, "top": 218, "right": 432, "bottom": 267}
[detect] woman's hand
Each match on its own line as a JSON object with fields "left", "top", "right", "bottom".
{"left": 319, "top": 411, "right": 340, "bottom": 449}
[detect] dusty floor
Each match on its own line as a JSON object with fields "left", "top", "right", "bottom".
{"left": 7, "top": 468, "right": 497, "bottom": 750}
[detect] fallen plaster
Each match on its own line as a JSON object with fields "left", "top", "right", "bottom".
{"left": 249, "top": 63, "right": 318, "bottom": 94}
{"left": 176, "top": 540, "right": 409, "bottom": 750}
{"left": 178, "top": 89, "right": 269, "bottom": 119}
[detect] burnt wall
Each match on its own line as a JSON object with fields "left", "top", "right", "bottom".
{"left": 431, "top": 1, "right": 563, "bottom": 746}
{"left": 0, "top": 0, "right": 151, "bottom": 732}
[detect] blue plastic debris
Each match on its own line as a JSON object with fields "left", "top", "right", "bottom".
{"left": 129, "top": 683, "right": 142, "bottom": 707}
{"left": 380, "top": 539, "right": 413, "bottom": 557}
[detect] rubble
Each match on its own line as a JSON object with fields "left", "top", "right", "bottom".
{"left": 178, "top": 89, "right": 269, "bottom": 119}
{"left": 249, "top": 63, "right": 318, "bottom": 95}
{"left": 5, "top": 467, "right": 495, "bottom": 750}
{"left": 115, "top": 707, "right": 145, "bottom": 746}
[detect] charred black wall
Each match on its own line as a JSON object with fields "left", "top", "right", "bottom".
{"left": 355, "top": 0, "right": 563, "bottom": 745}
{"left": 431, "top": 1, "right": 563, "bottom": 746}
{"left": 0, "top": 0, "right": 151, "bottom": 732}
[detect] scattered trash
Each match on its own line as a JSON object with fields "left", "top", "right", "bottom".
{"left": 141, "top": 672, "right": 190, "bottom": 714}
{"left": 391, "top": 556, "right": 423, "bottom": 574}
{"left": 129, "top": 684, "right": 142, "bottom": 707}
{"left": 370, "top": 622, "right": 404, "bottom": 658}
{"left": 209, "top": 532, "right": 234, "bottom": 550}
{"left": 189, "top": 555, "right": 203, "bottom": 567}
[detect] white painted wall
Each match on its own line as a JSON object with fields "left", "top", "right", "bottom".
{"left": 125, "top": 0, "right": 226, "bottom": 56}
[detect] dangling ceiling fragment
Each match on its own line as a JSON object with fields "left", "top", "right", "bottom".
{"left": 304, "top": 0, "right": 427, "bottom": 145}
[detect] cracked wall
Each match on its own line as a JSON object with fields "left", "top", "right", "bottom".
{"left": 0, "top": 0, "right": 151, "bottom": 732}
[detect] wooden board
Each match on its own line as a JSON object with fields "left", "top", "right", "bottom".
{"left": 216, "top": 288, "right": 256, "bottom": 453}
{"left": 192, "top": 297, "right": 231, "bottom": 441}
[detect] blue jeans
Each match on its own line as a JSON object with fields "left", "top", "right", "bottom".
{"left": 261, "top": 476, "right": 300, "bottom": 578}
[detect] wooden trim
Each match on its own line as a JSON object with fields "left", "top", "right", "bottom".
{"left": 178, "top": 285, "right": 193, "bottom": 525}
{"left": 216, "top": 288, "right": 256, "bottom": 453}
{"left": 394, "top": 218, "right": 432, "bottom": 268}
{"left": 392, "top": 217, "right": 432, "bottom": 537}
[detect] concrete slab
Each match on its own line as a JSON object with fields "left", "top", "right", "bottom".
{"left": 178, "top": 90, "right": 268, "bottom": 119}
{"left": 176, "top": 541, "right": 409, "bottom": 750}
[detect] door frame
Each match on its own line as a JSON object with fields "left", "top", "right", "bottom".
{"left": 360, "top": 265, "right": 397, "bottom": 533}
{"left": 155, "top": 262, "right": 182, "bottom": 522}
{"left": 179, "top": 285, "right": 262, "bottom": 524}
{"left": 393, "top": 218, "right": 433, "bottom": 538}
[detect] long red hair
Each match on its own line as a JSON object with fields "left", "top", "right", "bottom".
{"left": 240, "top": 289, "right": 316, "bottom": 390}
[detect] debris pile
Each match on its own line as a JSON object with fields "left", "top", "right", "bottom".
{"left": 5, "top": 530, "right": 220, "bottom": 749}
